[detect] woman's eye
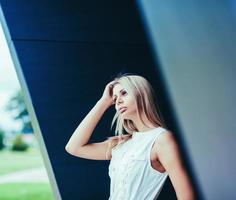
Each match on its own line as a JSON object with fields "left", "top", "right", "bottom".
{"left": 122, "top": 91, "right": 127, "bottom": 95}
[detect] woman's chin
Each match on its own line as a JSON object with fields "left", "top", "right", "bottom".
{"left": 121, "top": 113, "right": 131, "bottom": 120}
{"left": 120, "top": 113, "right": 127, "bottom": 118}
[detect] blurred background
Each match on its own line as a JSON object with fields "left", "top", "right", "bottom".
{"left": 0, "top": 21, "right": 54, "bottom": 200}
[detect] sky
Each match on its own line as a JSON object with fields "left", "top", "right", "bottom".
{"left": 0, "top": 21, "right": 22, "bottom": 132}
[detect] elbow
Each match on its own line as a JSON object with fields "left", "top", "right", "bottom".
{"left": 65, "top": 144, "right": 74, "bottom": 155}
{"left": 65, "top": 144, "right": 82, "bottom": 157}
{"left": 65, "top": 145, "right": 70, "bottom": 153}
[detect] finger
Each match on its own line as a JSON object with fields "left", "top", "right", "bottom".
{"left": 109, "top": 80, "right": 117, "bottom": 85}
{"left": 109, "top": 84, "right": 115, "bottom": 89}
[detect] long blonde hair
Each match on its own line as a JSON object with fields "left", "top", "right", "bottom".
{"left": 105, "top": 73, "right": 166, "bottom": 159}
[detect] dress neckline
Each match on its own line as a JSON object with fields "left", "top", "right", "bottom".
{"left": 132, "top": 126, "right": 161, "bottom": 138}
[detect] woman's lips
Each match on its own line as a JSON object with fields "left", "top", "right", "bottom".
{"left": 120, "top": 107, "right": 127, "bottom": 113}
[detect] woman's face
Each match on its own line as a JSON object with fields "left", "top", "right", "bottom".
{"left": 112, "top": 83, "right": 137, "bottom": 120}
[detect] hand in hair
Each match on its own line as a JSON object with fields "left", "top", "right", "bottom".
{"left": 100, "top": 80, "right": 117, "bottom": 107}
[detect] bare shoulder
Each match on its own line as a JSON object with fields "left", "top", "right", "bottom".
{"left": 156, "top": 130, "right": 175, "bottom": 145}
{"left": 154, "top": 129, "right": 181, "bottom": 163}
{"left": 154, "top": 130, "right": 179, "bottom": 155}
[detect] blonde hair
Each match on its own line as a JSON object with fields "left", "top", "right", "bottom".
{"left": 105, "top": 73, "right": 166, "bottom": 159}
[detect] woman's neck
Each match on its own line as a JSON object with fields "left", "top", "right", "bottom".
{"left": 130, "top": 114, "right": 158, "bottom": 132}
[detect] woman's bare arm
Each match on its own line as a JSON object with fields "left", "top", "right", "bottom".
{"left": 156, "top": 132, "right": 196, "bottom": 200}
{"left": 65, "top": 81, "right": 116, "bottom": 160}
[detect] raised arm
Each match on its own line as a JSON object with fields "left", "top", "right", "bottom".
{"left": 156, "top": 132, "right": 196, "bottom": 200}
{"left": 65, "top": 81, "right": 116, "bottom": 160}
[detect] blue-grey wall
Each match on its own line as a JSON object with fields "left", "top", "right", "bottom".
{"left": 138, "top": 0, "right": 236, "bottom": 199}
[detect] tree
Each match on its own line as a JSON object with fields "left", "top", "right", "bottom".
{"left": 5, "top": 90, "right": 33, "bottom": 134}
{"left": 0, "top": 128, "right": 5, "bottom": 150}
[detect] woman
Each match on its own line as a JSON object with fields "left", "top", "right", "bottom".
{"left": 65, "top": 73, "right": 195, "bottom": 200}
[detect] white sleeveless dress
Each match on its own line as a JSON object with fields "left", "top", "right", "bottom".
{"left": 108, "top": 127, "right": 169, "bottom": 200}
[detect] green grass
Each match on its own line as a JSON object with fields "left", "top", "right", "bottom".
{"left": 0, "top": 183, "right": 54, "bottom": 200}
{"left": 0, "top": 148, "right": 45, "bottom": 175}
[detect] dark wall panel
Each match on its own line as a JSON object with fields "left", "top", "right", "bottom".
{"left": 0, "top": 0, "right": 147, "bottom": 43}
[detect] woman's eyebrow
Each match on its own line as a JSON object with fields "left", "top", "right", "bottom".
{"left": 113, "top": 89, "right": 124, "bottom": 98}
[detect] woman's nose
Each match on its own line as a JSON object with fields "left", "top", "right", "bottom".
{"left": 116, "top": 97, "right": 123, "bottom": 105}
